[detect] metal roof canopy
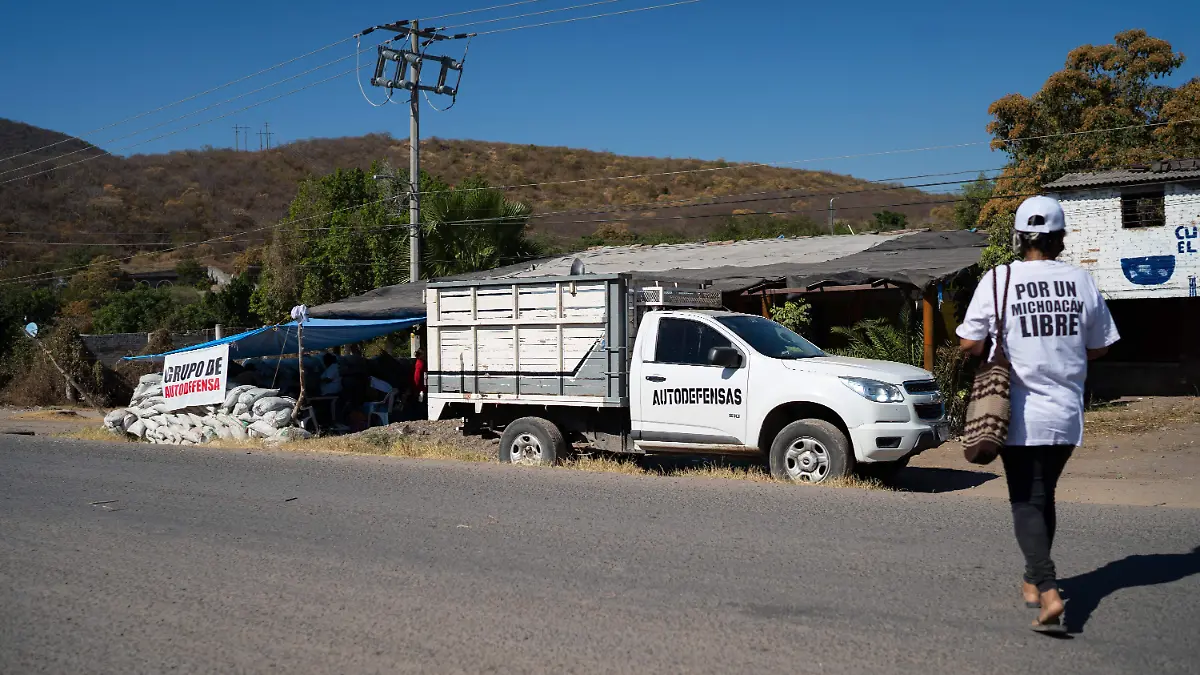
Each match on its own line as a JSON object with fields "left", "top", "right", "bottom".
{"left": 310, "top": 230, "right": 987, "bottom": 320}
{"left": 1044, "top": 159, "right": 1200, "bottom": 191}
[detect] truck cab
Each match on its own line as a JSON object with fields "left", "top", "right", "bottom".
{"left": 425, "top": 275, "right": 946, "bottom": 483}
{"left": 629, "top": 310, "right": 947, "bottom": 481}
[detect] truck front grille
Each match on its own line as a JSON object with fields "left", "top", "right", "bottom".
{"left": 904, "top": 380, "right": 938, "bottom": 394}
{"left": 914, "top": 402, "right": 944, "bottom": 420}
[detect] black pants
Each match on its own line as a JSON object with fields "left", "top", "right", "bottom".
{"left": 999, "top": 445, "right": 1074, "bottom": 593}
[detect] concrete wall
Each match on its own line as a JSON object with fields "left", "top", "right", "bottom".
{"left": 1054, "top": 182, "right": 1200, "bottom": 299}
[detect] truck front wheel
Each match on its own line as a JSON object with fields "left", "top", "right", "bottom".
{"left": 768, "top": 419, "right": 853, "bottom": 483}
{"left": 499, "top": 417, "right": 567, "bottom": 466}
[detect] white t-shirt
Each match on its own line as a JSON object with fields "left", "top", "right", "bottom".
{"left": 956, "top": 260, "right": 1120, "bottom": 446}
{"left": 320, "top": 363, "right": 342, "bottom": 395}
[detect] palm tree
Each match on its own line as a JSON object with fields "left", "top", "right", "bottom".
{"left": 828, "top": 306, "right": 922, "bottom": 366}
{"left": 421, "top": 178, "right": 539, "bottom": 278}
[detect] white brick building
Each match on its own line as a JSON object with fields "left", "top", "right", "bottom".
{"left": 1045, "top": 159, "right": 1200, "bottom": 300}
{"left": 1043, "top": 159, "right": 1200, "bottom": 395}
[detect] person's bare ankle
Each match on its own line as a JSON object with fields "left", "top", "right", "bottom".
{"left": 1037, "top": 588, "right": 1065, "bottom": 623}
{"left": 1022, "top": 581, "right": 1039, "bottom": 603}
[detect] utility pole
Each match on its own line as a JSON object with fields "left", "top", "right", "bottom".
{"left": 407, "top": 21, "right": 422, "bottom": 299}
{"left": 263, "top": 121, "right": 274, "bottom": 150}
{"left": 257, "top": 128, "right": 265, "bottom": 151}
{"left": 363, "top": 19, "right": 468, "bottom": 353}
{"left": 232, "top": 125, "right": 251, "bottom": 151}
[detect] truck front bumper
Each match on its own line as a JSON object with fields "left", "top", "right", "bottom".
{"left": 849, "top": 421, "right": 950, "bottom": 463}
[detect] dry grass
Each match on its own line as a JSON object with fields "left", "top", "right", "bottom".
{"left": 287, "top": 431, "right": 492, "bottom": 463}
{"left": 1084, "top": 397, "right": 1200, "bottom": 436}
{"left": 62, "top": 427, "right": 133, "bottom": 443}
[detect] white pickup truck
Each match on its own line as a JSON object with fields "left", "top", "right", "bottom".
{"left": 425, "top": 274, "right": 948, "bottom": 482}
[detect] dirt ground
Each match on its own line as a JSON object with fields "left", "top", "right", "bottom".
{"left": 906, "top": 396, "right": 1200, "bottom": 508}
{"left": 4, "top": 397, "right": 1198, "bottom": 508}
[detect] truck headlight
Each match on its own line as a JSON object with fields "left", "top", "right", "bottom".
{"left": 839, "top": 377, "right": 905, "bottom": 403}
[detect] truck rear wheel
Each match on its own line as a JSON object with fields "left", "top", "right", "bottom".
{"left": 499, "top": 417, "right": 567, "bottom": 466}
{"left": 768, "top": 419, "right": 853, "bottom": 484}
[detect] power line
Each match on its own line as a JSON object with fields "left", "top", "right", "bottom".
{"left": 404, "top": 118, "right": 1200, "bottom": 200}
{"left": 418, "top": 0, "right": 545, "bottom": 22}
{"left": 468, "top": 0, "right": 701, "bottom": 36}
{"left": 440, "top": 0, "right": 623, "bottom": 29}
{"left": 1, "top": 44, "right": 383, "bottom": 178}
{"left": 0, "top": 36, "right": 355, "bottom": 166}
{"left": 0, "top": 62, "right": 376, "bottom": 187}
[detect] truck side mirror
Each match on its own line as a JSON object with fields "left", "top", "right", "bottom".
{"left": 708, "top": 346, "right": 742, "bottom": 369}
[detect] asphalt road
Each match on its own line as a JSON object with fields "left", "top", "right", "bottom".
{"left": 2, "top": 437, "right": 1198, "bottom": 674}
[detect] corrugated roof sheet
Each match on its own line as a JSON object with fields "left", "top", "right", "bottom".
{"left": 1044, "top": 159, "right": 1200, "bottom": 190}
{"left": 310, "top": 230, "right": 987, "bottom": 319}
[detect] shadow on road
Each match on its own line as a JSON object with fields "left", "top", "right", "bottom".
{"left": 1060, "top": 545, "right": 1200, "bottom": 634}
{"left": 890, "top": 467, "right": 999, "bottom": 494}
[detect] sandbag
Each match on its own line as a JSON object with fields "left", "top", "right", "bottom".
{"left": 226, "top": 421, "right": 249, "bottom": 441}
{"left": 223, "top": 385, "right": 255, "bottom": 410}
{"left": 236, "top": 412, "right": 254, "bottom": 423}
{"left": 142, "top": 417, "right": 161, "bottom": 431}
{"left": 264, "top": 408, "right": 295, "bottom": 429}
{"left": 104, "top": 409, "right": 127, "bottom": 427}
{"left": 238, "top": 388, "right": 280, "bottom": 406}
{"left": 183, "top": 428, "right": 205, "bottom": 444}
{"left": 274, "top": 427, "right": 312, "bottom": 442}
{"left": 186, "top": 413, "right": 207, "bottom": 427}
{"left": 139, "top": 373, "right": 163, "bottom": 385}
{"left": 232, "top": 402, "right": 250, "bottom": 417}
{"left": 249, "top": 420, "right": 278, "bottom": 439}
{"left": 127, "top": 420, "right": 147, "bottom": 438}
{"left": 253, "top": 397, "right": 294, "bottom": 417}
{"left": 122, "top": 413, "right": 137, "bottom": 429}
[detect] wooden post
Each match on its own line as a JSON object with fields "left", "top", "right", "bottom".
{"left": 922, "top": 288, "right": 936, "bottom": 373}
{"left": 291, "top": 322, "right": 306, "bottom": 423}
{"left": 760, "top": 292, "right": 770, "bottom": 319}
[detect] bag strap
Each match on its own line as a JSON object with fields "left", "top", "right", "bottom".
{"left": 991, "top": 264, "right": 1012, "bottom": 360}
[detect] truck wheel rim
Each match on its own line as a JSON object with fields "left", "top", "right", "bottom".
{"left": 784, "top": 437, "right": 829, "bottom": 482}
{"left": 509, "top": 433, "right": 544, "bottom": 464}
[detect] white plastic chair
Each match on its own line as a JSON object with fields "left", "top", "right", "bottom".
{"left": 364, "top": 388, "right": 397, "bottom": 427}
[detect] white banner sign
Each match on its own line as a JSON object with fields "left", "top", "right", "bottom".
{"left": 161, "top": 343, "right": 230, "bottom": 410}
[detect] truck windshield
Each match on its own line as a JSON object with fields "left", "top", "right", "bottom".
{"left": 715, "top": 315, "right": 825, "bottom": 360}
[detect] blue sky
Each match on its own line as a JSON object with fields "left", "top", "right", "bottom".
{"left": 2, "top": 0, "right": 1198, "bottom": 189}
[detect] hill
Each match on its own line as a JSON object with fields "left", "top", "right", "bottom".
{"left": 0, "top": 119, "right": 949, "bottom": 274}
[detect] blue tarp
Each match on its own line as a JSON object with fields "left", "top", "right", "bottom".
{"left": 123, "top": 317, "right": 426, "bottom": 361}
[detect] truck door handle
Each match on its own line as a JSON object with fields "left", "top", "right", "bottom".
{"left": 645, "top": 375, "right": 666, "bottom": 382}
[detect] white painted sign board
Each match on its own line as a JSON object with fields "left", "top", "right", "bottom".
{"left": 161, "top": 343, "right": 230, "bottom": 410}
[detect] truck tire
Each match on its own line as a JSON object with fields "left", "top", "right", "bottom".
{"left": 768, "top": 419, "right": 853, "bottom": 483}
{"left": 499, "top": 417, "right": 567, "bottom": 466}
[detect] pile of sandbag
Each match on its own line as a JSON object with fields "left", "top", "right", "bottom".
{"left": 102, "top": 374, "right": 313, "bottom": 444}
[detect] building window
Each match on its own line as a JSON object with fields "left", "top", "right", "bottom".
{"left": 1121, "top": 187, "right": 1166, "bottom": 228}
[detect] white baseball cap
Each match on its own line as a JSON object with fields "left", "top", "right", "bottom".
{"left": 1014, "top": 195, "right": 1066, "bottom": 233}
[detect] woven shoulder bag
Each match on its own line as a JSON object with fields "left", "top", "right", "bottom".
{"left": 962, "top": 265, "right": 1012, "bottom": 465}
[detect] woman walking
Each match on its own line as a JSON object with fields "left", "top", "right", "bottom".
{"left": 957, "top": 196, "right": 1120, "bottom": 632}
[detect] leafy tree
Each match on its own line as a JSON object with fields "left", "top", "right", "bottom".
{"left": 63, "top": 256, "right": 124, "bottom": 307}
{"left": 872, "top": 210, "right": 908, "bottom": 230}
{"left": 92, "top": 287, "right": 175, "bottom": 334}
{"left": 981, "top": 30, "right": 1200, "bottom": 226}
{"left": 175, "top": 254, "right": 208, "bottom": 288}
{"left": 709, "top": 214, "right": 825, "bottom": 241}
{"left": 954, "top": 174, "right": 995, "bottom": 229}
{"left": 255, "top": 167, "right": 539, "bottom": 322}
{"left": 770, "top": 300, "right": 812, "bottom": 336}
{"left": 254, "top": 165, "right": 407, "bottom": 322}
